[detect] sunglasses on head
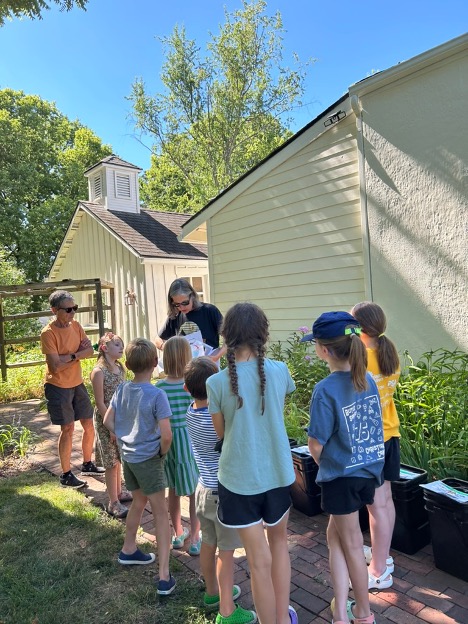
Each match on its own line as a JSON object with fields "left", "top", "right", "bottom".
{"left": 172, "top": 295, "right": 191, "bottom": 308}
{"left": 59, "top": 305, "right": 78, "bottom": 313}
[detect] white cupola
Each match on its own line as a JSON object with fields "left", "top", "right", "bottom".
{"left": 84, "top": 155, "right": 142, "bottom": 213}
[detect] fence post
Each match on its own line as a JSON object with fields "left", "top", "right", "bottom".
{"left": 0, "top": 296, "right": 6, "bottom": 382}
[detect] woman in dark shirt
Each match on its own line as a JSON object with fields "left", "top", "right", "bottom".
{"left": 155, "top": 279, "right": 224, "bottom": 358}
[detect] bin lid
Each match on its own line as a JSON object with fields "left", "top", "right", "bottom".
{"left": 291, "top": 445, "right": 312, "bottom": 457}
{"left": 421, "top": 480, "right": 468, "bottom": 504}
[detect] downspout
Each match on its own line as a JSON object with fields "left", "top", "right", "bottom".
{"left": 350, "top": 94, "right": 373, "bottom": 300}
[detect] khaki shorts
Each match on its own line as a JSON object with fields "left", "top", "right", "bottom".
{"left": 122, "top": 454, "right": 167, "bottom": 495}
{"left": 196, "top": 484, "right": 241, "bottom": 551}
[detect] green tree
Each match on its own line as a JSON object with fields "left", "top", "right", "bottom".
{"left": 0, "top": 1, "right": 88, "bottom": 25}
{"left": 0, "top": 249, "right": 41, "bottom": 342}
{"left": 130, "top": 0, "right": 308, "bottom": 211}
{"left": 0, "top": 89, "right": 112, "bottom": 282}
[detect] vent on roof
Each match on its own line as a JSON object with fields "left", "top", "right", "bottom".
{"left": 115, "top": 173, "right": 131, "bottom": 198}
{"left": 94, "top": 174, "right": 102, "bottom": 199}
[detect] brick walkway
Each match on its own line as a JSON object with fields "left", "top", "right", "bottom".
{"left": 1, "top": 400, "right": 467, "bottom": 623}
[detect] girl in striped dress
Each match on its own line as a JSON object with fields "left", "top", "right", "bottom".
{"left": 156, "top": 336, "right": 201, "bottom": 555}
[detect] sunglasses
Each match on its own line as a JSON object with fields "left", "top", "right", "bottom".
{"left": 59, "top": 305, "right": 79, "bottom": 313}
{"left": 172, "top": 295, "right": 191, "bottom": 308}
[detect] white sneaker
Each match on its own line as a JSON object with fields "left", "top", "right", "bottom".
{"left": 363, "top": 545, "right": 394, "bottom": 573}
{"left": 368, "top": 566, "right": 393, "bottom": 590}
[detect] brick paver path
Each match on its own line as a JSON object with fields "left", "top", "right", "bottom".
{"left": 1, "top": 400, "right": 467, "bottom": 623}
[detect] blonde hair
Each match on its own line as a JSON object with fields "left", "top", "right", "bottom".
{"left": 163, "top": 336, "right": 192, "bottom": 378}
{"left": 125, "top": 338, "right": 157, "bottom": 374}
{"left": 96, "top": 331, "right": 125, "bottom": 373}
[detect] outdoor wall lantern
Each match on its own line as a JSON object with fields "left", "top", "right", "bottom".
{"left": 125, "top": 289, "right": 137, "bottom": 306}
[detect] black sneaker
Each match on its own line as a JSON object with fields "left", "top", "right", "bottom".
{"left": 60, "top": 472, "right": 87, "bottom": 489}
{"left": 80, "top": 461, "right": 105, "bottom": 476}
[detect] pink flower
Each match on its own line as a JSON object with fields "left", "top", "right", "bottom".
{"left": 298, "top": 326, "right": 309, "bottom": 334}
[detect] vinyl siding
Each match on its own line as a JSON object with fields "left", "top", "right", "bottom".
{"left": 209, "top": 114, "right": 365, "bottom": 342}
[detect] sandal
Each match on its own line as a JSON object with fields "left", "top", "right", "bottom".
{"left": 347, "top": 600, "right": 376, "bottom": 624}
{"left": 368, "top": 566, "right": 393, "bottom": 590}
{"left": 118, "top": 489, "right": 133, "bottom": 503}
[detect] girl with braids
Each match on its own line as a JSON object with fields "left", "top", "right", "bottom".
{"left": 302, "top": 312, "right": 385, "bottom": 624}
{"left": 350, "top": 302, "right": 401, "bottom": 591}
{"left": 206, "top": 303, "right": 298, "bottom": 624}
{"left": 90, "top": 332, "right": 130, "bottom": 518}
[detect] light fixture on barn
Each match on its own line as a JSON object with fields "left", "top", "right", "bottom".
{"left": 324, "top": 110, "right": 346, "bottom": 127}
{"left": 125, "top": 288, "right": 137, "bottom": 306}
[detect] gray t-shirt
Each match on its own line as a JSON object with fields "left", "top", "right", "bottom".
{"left": 110, "top": 381, "right": 171, "bottom": 463}
{"left": 207, "top": 358, "right": 296, "bottom": 495}
{"left": 308, "top": 371, "right": 385, "bottom": 483}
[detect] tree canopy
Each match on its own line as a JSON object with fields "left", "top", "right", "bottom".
{"left": 0, "top": 89, "right": 112, "bottom": 282}
{"left": 0, "top": 1, "right": 88, "bottom": 25}
{"left": 130, "top": 0, "right": 309, "bottom": 212}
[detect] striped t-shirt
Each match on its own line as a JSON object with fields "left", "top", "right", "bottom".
{"left": 185, "top": 404, "right": 220, "bottom": 489}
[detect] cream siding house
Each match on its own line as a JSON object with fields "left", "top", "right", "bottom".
{"left": 48, "top": 156, "right": 209, "bottom": 345}
{"left": 180, "top": 34, "right": 468, "bottom": 358}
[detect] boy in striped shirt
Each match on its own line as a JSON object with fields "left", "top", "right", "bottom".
{"left": 184, "top": 357, "right": 257, "bottom": 624}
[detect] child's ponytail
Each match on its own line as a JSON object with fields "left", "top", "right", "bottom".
{"left": 351, "top": 302, "right": 399, "bottom": 376}
{"left": 348, "top": 333, "right": 368, "bottom": 392}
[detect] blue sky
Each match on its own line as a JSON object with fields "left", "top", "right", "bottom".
{"left": 1, "top": 0, "right": 466, "bottom": 171}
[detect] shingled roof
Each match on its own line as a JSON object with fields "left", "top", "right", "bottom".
{"left": 79, "top": 201, "right": 207, "bottom": 260}
{"left": 84, "top": 155, "right": 142, "bottom": 175}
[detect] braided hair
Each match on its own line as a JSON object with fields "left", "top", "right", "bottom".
{"left": 221, "top": 303, "right": 269, "bottom": 413}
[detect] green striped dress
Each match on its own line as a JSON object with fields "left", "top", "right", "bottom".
{"left": 155, "top": 379, "right": 199, "bottom": 495}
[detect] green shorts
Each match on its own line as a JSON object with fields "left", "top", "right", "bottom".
{"left": 122, "top": 454, "right": 167, "bottom": 495}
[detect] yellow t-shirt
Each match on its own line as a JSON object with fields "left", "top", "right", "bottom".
{"left": 366, "top": 348, "right": 400, "bottom": 441}
{"left": 41, "top": 320, "right": 87, "bottom": 388}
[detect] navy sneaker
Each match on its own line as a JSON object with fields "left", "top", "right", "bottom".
{"left": 157, "top": 575, "right": 176, "bottom": 595}
{"left": 60, "top": 472, "right": 87, "bottom": 489}
{"left": 118, "top": 549, "right": 156, "bottom": 565}
{"left": 81, "top": 461, "right": 105, "bottom": 476}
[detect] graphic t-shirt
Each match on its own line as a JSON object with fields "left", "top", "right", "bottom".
{"left": 366, "top": 349, "right": 400, "bottom": 441}
{"left": 308, "top": 371, "right": 385, "bottom": 483}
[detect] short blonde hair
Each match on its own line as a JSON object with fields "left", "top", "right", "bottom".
{"left": 125, "top": 338, "right": 157, "bottom": 373}
{"left": 163, "top": 336, "right": 192, "bottom": 378}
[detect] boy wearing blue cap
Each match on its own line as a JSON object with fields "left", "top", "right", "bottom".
{"left": 302, "top": 312, "right": 384, "bottom": 624}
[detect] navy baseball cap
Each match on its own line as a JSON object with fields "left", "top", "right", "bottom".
{"left": 300, "top": 311, "right": 361, "bottom": 342}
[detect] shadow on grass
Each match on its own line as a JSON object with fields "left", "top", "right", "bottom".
{"left": 0, "top": 470, "right": 212, "bottom": 624}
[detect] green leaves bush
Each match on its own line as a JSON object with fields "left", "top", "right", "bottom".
{"left": 395, "top": 349, "right": 468, "bottom": 481}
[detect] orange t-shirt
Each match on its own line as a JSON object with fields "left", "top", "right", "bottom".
{"left": 40, "top": 320, "right": 88, "bottom": 388}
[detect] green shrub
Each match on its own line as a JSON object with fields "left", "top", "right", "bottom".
{"left": 395, "top": 349, "right": 468, "bottom": 481}
{"left": 270, "top": 328, "right": 328, "bottom": 444}
{"left": 0, "top": 421, "right": 39, "bottom": 457}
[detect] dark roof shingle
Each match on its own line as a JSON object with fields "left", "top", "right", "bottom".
{"left": 80, "top": 202, "right": 207, "bottom": 260}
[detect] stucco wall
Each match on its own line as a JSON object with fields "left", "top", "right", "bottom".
{"left": 358, "top": 45, "right": 468, "bottom": 358}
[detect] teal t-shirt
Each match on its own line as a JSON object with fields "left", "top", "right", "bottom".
{"left": 206, "top": 358, "right": 296, "bottom": 495}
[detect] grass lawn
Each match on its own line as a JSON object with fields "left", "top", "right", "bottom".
{"left": 0, "top": 470, "right": 213, "bottom": 624}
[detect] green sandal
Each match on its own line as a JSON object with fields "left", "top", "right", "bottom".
{"left": 215, "top": 604, "right": 257, "bottom": 624}
{"left": 204, "top": 584, "right": 241, "bottom": 608}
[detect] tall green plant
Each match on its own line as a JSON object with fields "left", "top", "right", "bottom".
{"left": 395, "top": 349, "right": 468, "bottom": 480}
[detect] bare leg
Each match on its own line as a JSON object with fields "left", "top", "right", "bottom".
{"left": 217, "top": 549, "right": 236, "bottom": 617}
{"left": 266, "top": 512, "right": 291, "bottom": 624}
{"left": 105, "top": 463, "right": 119, "bottom": 503}
{"left": 80, "top": 417, "right": 95, "bottom": 464}
{"left": 58, "top": 423, "right": 74, "bottom": 473}
{"left": 168, "top": 488, "right": 183, "bottom": 537}
{"left": 332, "top": 512, "right": 371, "bottom": 620}
{"left": 368, "top": 480, "right": 394, "bottom": 577}
{"left": 200, "top": 541, "right": 218, "bottom": 595}
{"left": 189, "top": 492, "right": 201, "bottom": 543}
{"left": 148, "top": 489, "right": 172, "bottom": 581}
{"left": 238, "top": 522, "right": 276, "bottom": 624}
{"left": 121, "top": 489, "right": 147, "bottom": 554}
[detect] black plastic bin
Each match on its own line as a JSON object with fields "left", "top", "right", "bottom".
{"left": 290, "top": 448, "right": 322, "bottom": 516}
{"left": 423, "top": 478, "right": 468, "bottom": 582}
{"left": 390, "top": 464, "right": 430, "bottom": 554}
